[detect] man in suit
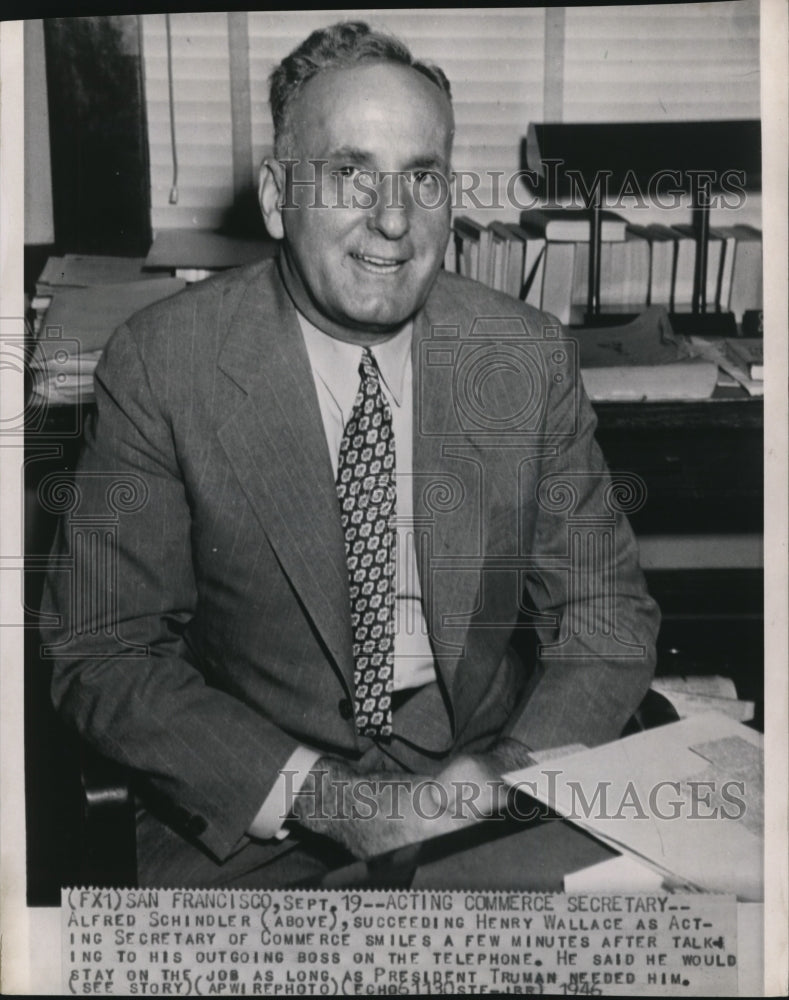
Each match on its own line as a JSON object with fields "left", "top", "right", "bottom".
{"left": 43, "top": 21, "right": 659, "bottom": 888}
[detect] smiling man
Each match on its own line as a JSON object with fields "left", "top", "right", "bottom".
{"left": 44, "top": 21, "right": 659, "bottom": 887}
{"left": 262, "top": 59, "right": 453, "bottom": 335}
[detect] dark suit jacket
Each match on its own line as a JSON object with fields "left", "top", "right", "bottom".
{"left": 43, "top": 259, "right": 659, "bottom": 866}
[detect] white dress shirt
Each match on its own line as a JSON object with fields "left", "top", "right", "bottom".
{"left": 248, "top": 314, "right": 436, "bottom": 839}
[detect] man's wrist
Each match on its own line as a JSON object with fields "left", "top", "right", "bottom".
{"left": 248, "top": 745, "right": 323, "bottom": 840}
{"left": 484, "top": 737, "right": 536, "bottom": 774}
{"left": 290, "top": 755, "right": 356, "bottom": 829}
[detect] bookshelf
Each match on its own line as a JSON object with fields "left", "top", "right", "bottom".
{"left": 522, "top": 120, "right": 761, "bottom": 332}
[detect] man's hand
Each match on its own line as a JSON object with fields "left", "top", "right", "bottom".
{"left": 436, "top": 738, "right": 535, "bottom": 820}
{"left": 291, "top": 739, "right": 534, "bottom": 860}
{"left": 290, "top": 756, "right": 472, "bottom": 860}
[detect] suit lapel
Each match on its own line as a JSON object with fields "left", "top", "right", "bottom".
{"left": 411, "top": 300, "right": 484, "bottom": 711}
{"left": 216, "top": 266, "right": 355, "bottom": 690}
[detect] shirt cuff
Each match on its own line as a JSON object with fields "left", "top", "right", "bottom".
{"left": 248, "top": 745, "right": 323, "bottom": 841}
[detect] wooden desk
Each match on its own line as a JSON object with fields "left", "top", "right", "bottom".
{"left": 593, "top": 397, "right": 762, "bottom": 535}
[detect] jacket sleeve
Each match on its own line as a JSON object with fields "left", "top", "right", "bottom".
{"left": 42, "top": 323, "right": 303, "bottom": 862}
{"left": 502, "top": 325, "right": 660, "bottom": 750}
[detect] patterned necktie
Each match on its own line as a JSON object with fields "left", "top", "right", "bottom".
{"left": 336, "top": 348, "right": 397, "bottom": 739}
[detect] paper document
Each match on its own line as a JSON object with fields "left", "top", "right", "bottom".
{"left": 580, "top": 360, "right": 718, "bottom": 401}
{"left": 652, "top": 675, "right": 755, "bottom": 723}
{"left": 36, "top": 278, "right": 186, "bottom": 359}
{"left": 690, "top": 336, "right": 764, "bottom": 397}
{"left": 503, "top": 713, "right": 763, "bottom": 900}
{"left": 564, "top": 853, "right": 665, "bottom": 892}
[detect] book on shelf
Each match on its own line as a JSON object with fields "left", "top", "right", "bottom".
{"left": 452, "top": 216, "right": 488, "bottom": 281}
{"left": 504, "top": 222, "right": 546, "bottom": 305}
{"left": 490, "top": 222, "right": 525, "bottom": 299}
{"left": 447, "top": 213, "right": 763, "bottom": 347}
{"left": 539, "top": 241, "right": 576, "bottom": 324}
{"left": 671, "top": 224, "right": 724, "bottom": 309}
{"left": 570, "top": 228, "right": 650, "bottom": 311}
{"left": 642, "top": 224, "right": 678, "bottom": 307}
{"left": 486, "top": 221, "right": 516, "bottom": 293}
{"left": 613, "top": 229, "right": 650, "bottom": 307}
{"left": 713, "top": 226, "right": 739, "bottom": 311}
{"left": 666, "top": 225, "right": 697, "bottom": 311}
{"left": 621, "top": 222, "right": 654, "bottom": 301}
{"left": 520, "top": 207, "right": 628, "bottom": 242}
{"left": 726, "top": 224, "right": 763, "bottom": 320}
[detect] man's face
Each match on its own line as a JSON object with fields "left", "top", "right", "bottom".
{"left": 262, "top": 61, "right": 454, "bottom": 335}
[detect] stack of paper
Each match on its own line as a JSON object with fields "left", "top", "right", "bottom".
{"left": 504, "top": 713, "right": 763, "bottom": 900}
{"left": 32, "top": 277, "right": 186, "bottom": 405}
{"left": 31, "top": 255, "right": 153, "bottom": 335}
{"left": 576, "top": 306, "right": 718, "bottom": 401}
{"left": 652, "top": 675, "right": 755, "bottom": 723}
{"left": 726, "top": 338, "right": 764, "bottom": 381}
{"left": 689, "top": 336, "right": 764, "bottom": 397}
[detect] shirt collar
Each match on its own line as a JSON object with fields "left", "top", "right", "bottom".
{"left": 297, "top": 312, "right": 412, "bottom": 416}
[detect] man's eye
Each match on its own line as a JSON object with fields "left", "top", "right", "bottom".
{"left": 412, "top": 171, "right": 444, "bottom": 193}
{"left": 333, "top": 165, "right": 359, "bottom": 179}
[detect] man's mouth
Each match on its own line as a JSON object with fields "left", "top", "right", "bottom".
{"left": 351, "top": 252, "right": 407, "bottom": 274}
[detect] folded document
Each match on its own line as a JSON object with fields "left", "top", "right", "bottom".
{"left": 503, "top": 713, "right": 763, "bottom": 900}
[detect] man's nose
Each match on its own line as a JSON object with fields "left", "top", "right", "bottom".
{"left": 367, "top": 173, "right": 410, "bottom": 240}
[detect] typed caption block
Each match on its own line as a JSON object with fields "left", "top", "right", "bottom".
{"left": 63, "top": 888, "right": 738, "bottom": 996}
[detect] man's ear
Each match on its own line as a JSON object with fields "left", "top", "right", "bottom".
{"left": 258, "top": 159, "right": 286, "bottom": 240}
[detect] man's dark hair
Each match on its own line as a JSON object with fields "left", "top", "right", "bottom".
{"left": 269, "top": 20, "right": 452, "bottom": 156}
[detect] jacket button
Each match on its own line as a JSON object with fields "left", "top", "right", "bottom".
{"left": 338, "top": 698, "right": 353, "bottom": 720}
{"left": 186, "top": 814, "right": 207, "bottom": 836}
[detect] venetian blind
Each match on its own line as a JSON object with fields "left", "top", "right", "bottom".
{"left": 142, "top": 9, "right": 545, "bottom": 231}
{"left": 561, "top": 1, "right": 762, "bottom": 227}
{"left": 562, "top": 1, "right": 760, "bottom": 123}
{"left": 141, "top": 5, "right": 761, "bottom": 232}
{"left": 142, "top": 12, "right": 234, "bottom": 230}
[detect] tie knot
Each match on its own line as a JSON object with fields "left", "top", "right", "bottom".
{"left": 359, "top": 348, "right": 379, "bottom": 384}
